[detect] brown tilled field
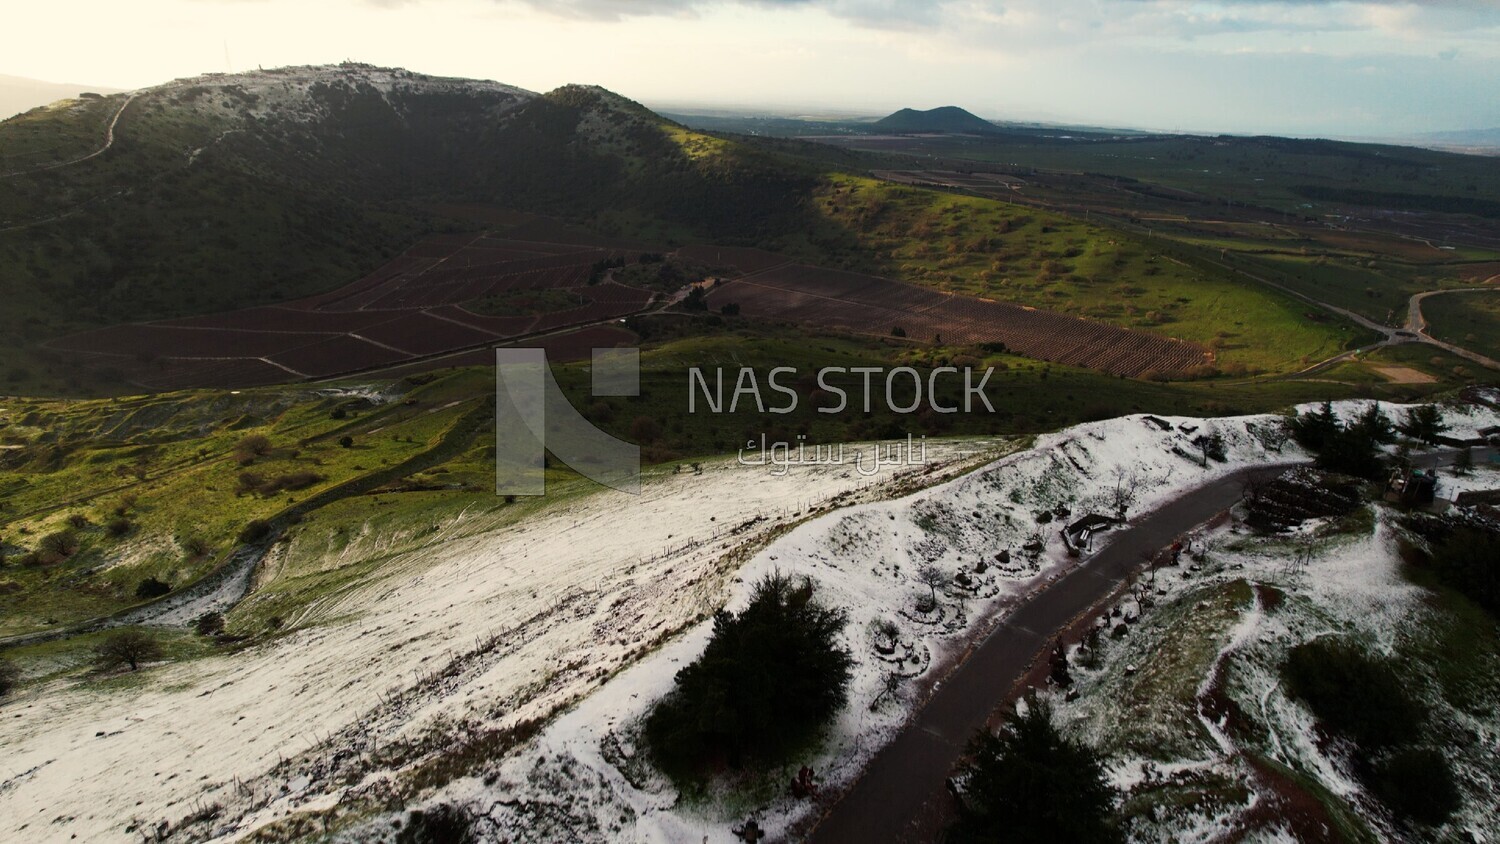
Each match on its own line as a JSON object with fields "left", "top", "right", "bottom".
{"left": 49, "top": 228, "right": 1211, "bottom": 391}
{"left": 47, "top": 233, "right": 659, "bottom": 390}
{"left": 705, "top": 263, "right": 1210, "bottom": 377}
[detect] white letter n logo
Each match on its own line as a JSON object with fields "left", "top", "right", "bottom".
{"left": 495, "top": 347, "right": 641, "bottom": 496}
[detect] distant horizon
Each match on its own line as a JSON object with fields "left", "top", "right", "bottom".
{"left": 5, "top": 0, "right": 1498, "bottom": 138}
{"left": 10, "top": 65, "right": 1494, "bottom": 149}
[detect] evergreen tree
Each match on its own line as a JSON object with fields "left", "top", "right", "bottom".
{"left": 1289, "top": 402, "right": 1340, "bottom": 451}
{"left": 1352, "top": 403, "right": 1396, "bottom": 444}
{"left": 1289, "top": 402, "right": 1385, "bottom": 479}
{"left": 951, "top": 701, "right": 1122, "bottom": 844}
{"left": 1317, "top": 424, "right": 1384, "bottom": 479}
{"left": 1399, "top": 405, "right": 1448, "bottom": 444}
{"left": 647, "top": 574, "right": 852, "bottom": 774}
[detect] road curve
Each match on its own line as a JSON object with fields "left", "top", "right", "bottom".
{"left": 807, "top": 462, "right": 1297, "bottom": 843}
{"left": 809, "top": 446, "right": 1491, "bottom": 842}
{"left": 1406, "top": 287, "right": 1500, "bottom": 372}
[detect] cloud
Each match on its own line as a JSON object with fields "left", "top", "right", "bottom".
{"left": 494, "top": 0, "right": 942, "bottom": 27}
{"left": 494, "top": 0, "right": 1500, "bottom": 32}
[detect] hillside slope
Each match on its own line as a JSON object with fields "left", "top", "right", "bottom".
{"left": 873, "top": 105, "right": 997, "bottom": 134}
{"left": 0, "top": 64, "right": 836, "bottom": 391}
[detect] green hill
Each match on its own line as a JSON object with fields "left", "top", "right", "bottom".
{"left": 0, "top": 64, "right": 1361, "bottom": 394}
{"left": 0, "top": 64, "right": 849, "bottom": 388}
{"left": 872, "top": 106, "right": 997, "bottom": 134}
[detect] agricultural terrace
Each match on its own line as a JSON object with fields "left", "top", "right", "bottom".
{"left": 43, "top": 234, "right": 654, "bottom": 391}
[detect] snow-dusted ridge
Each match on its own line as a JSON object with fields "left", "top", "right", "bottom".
{"left": 0, "top": 438, "right": 1002, "bottom": 843}
{"left": 401, "top": 399, "right": 1499, "bottom": 843}
{"left": 4, "top": 400, "right": 1495, "bottom": 843}
{"left": 131, "top": 63, "right": 536, "bottom": 131}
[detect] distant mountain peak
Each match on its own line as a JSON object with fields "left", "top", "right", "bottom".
{"left": 873, "top": 105, "right": 996, "bottom": 134}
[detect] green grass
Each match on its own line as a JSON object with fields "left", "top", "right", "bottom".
{"left": 786, "top": 175, "right": 1351, "bottom": 375}
{"left": 1233, "top": 253, "right": 1480, "bottom": 326}
{"left": 1420, "top": 290, "right": 1500, "bottom": 363}
{"left": 0, "top": 96, "right": 123, "bottom": 170}
{"left": 0, "top": 376, "right": 490, "bottom": 636}
{"left": 0, "top": 624, "right": 215, "bottom": 689}
{"left": 0, "top": 317, "right": 1475, "bottom": 642}
{"left": 1080, "top": 579, "right": 1254, "bottom": 761}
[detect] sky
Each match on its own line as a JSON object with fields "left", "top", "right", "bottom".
{"left": 4, "top": 0, "right": 1498, "bottom": 136}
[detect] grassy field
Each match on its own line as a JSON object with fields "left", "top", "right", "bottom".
{"left": 0, "top": 381, "right": 485, "bottom": 635}
{"left": 1420, "top": 290, "right": 1500, "bottom": 363}
{"left": 781, "top": 175, "right": 1357, "bottom": 374}
{"left": 814, "top": 133, "right": 1500, "bottom": 215}
{"left": 1231, "top": 252, "right": 1482, "bottom": 326}
{"left": 2, "top": 311, "right": 1481, "bottom": 644}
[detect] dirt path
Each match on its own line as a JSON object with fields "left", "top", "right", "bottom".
{"left": 0, "top": 93, "right": 136, "bottom": 179}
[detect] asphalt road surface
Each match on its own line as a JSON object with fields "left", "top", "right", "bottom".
{"left": 807, "top": 462, "right": 1297, "bottom": 843}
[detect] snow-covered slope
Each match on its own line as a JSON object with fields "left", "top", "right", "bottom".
{"left": 0, "top": 440, "right": 1001, "bottom": 843}
{"left": 5, "top": 400, "right": 1494, "bottom": 843}
{"left": 409, "top": 401, "right": 1499, "bottom": 843}
{"left": 392, "top": 412, "right": 1318, "bottom": 841}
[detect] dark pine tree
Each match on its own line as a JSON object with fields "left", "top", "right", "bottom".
{"left": 647, "top": 573, "right": 853, "bottom": 776}
{"left": 1289, "top": 402, "right": 1340, "bottom": 451}
{"left": 1399, "top": 404, "right": 1448, "bottom": 445}
{"left": 951, "top": 701, "right": 1122, "bottom": 844}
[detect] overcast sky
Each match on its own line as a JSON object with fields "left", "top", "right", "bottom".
{"left": 5, "top": 0, "right": 1497, "bottom": 136}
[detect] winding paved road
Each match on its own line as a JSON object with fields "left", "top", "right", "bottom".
{"left": 809, "top": 447, "right": 1492, "bottom": 842}
{"left": 807, "top": 462, "right": 1299, "bottom": 843}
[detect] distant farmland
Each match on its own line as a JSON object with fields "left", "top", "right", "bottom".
{"left": 49, "top": 232, "right": 1211, "bottom": 391}
{"left": 46, "top": 234, "right": 653, "bottom": 390}
{"left": 705, "top": 262, "right": 1211, "bottom": 377}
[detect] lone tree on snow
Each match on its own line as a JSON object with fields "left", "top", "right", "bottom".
{"left": 1107, "top": 467, "right": 1145, "bottom": 518}
{"left": 915, "top": 564, "right": 951, "bottom": 604}
{"left": 95, "top": 630, "right": 163, "bottom": 672}
{"left": 646, "top": 573, "right": 852, "bottom": 775}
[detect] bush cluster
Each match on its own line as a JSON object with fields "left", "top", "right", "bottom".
{"left": 1282, "top": 638, "right": 1459, "bottom": 826}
